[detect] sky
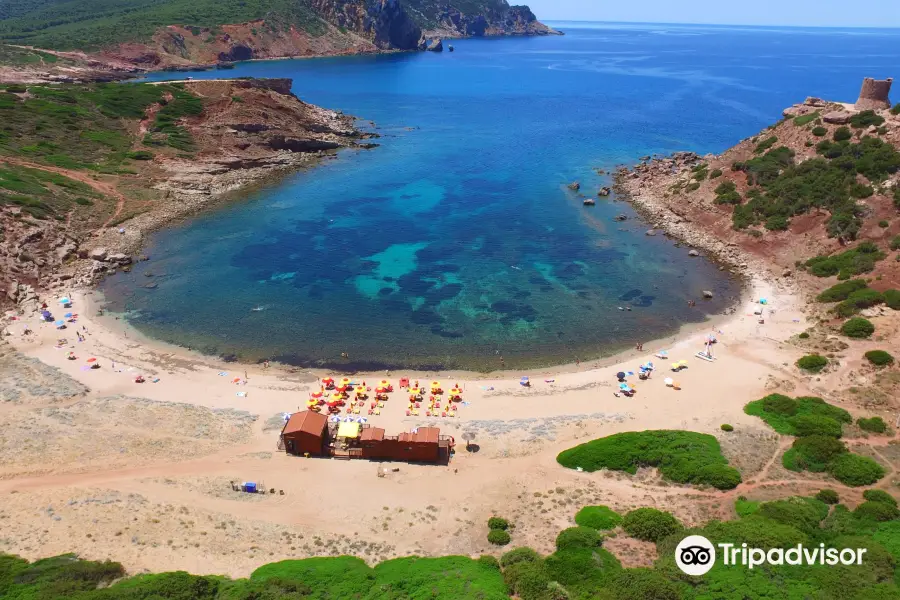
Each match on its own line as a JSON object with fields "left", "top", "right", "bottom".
{"left": 532, "top": 0, "right": 900, "bottom": 28}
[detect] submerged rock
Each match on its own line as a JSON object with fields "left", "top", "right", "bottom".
{"left": 567, "top": 182, "right": 580, "bottom": 191}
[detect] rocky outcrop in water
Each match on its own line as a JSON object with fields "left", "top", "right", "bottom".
{"left": 424, "top": 2, "right": 558, "bottom": 38}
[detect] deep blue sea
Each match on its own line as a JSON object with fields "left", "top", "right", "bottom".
{"left": 100, "top": 22, "right": 900, "bottom": 370}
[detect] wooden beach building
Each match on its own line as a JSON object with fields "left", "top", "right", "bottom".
{"left": 280, "top": 410, "right": 328, "bottom": 456}
{"left": 279, "top": 411, "right": 452, "bottom": 464}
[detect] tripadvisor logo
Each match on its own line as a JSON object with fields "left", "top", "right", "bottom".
{"left": 675, "top": 535, "right": 867, "bottom": 576}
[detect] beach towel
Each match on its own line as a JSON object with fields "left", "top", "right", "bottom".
{"left": 218, "top": 372, "right": 228, "bottom": 376}
{"left": 236, "top": 391, "right": 247, "bottom": 397}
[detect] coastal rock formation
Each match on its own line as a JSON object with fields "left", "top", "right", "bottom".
{"left": 823, "top": 110, "right": 851, "bottom": 125}
{"left": 310, "top": 0, "right": 422, "bottom": 49}
{"left": 0, "top": 79, "right": 367, "bottom": 306}
{"left": 424, "top": 1, "right": 559, "bottom": 38}
{"left": 427, "top": 38, "right": 444, "bottom": 52}
{"left": 855, "top": 77, "right": 893, "bottom": 111}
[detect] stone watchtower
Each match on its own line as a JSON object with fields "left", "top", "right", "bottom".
{"left": 855, "top": 77, "right": 892, "bottom": 111}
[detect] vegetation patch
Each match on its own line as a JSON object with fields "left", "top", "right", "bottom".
{"left": 828, "top": 453, "right": 886, "bottom": 487}
{"left": 864, "top": 350, "right": 894, "bottom": 367}
{"left": 622, "top": 508, "right": 682, "bottom": 542}
{"left": 857, "top": 416, "right": 888, "bottom": 433}
{"left": 842, "top": 317, "right": 875, "bottom": 339}
{"left": 574, "top": 505, "right": 622, "bottom": 531}
{"left": 744, "top": 394, "right": 851, "bottom": 436}
{"left": 556, "top": 430, "right": 741, "bottom": 489}
{"left": 804, "top": 242, "right": 885, "bottom": 279}
{"left": 817, "top": 279, "right": 869, "bottom": 302}
{"left": 816, "top": 489, "right": 840, "bottom": 504}
{"left": 796, "top": 354, "right": 828, "bottom": 373}
{"left": 793, "top": 112, "right": 819, "bottom": 126}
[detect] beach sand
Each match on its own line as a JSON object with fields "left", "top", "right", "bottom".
{"left": 0, "top": 273, "right": 847, "bottom": 577}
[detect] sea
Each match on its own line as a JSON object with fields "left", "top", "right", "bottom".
{"left": 99, "top": 22, "right": 900, "bottom": 370}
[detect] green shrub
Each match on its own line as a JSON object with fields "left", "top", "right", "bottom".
{"left": 710, "top": 168, "right": 723, "bottom": 179}
{"left": 849, "top": 110, "right": 885, "bottom": 128}
{"left": 817, "top": 279, "right": 869, "bottom": 302}
{"left": 812, "top": 126, "right": 828, "bottom": 137}
{"left": 857, "top": 416, "right": 888, "bottom": 433}
{"left": 745, "top": 395, "right": 850, "bottom": 435}
{"left": 503, "top": 560, "right": 550, "bottom": 600}
{"left": 720, "top": 423, "right": 734, "bottom": 432}
{"left": 834, "top": 127, "right": 852, "bottom": 141}
{"left": 884, "top": 289, "right": 900, "bottom": 310}
{"left": 879, "top": 220, "right": 890, "bottom": 228}
{"left": 785, "top": 435, "right": 847, "bottom": 472}
{"left": 841, "top": 317, "right": 875, "bottom": 338}
{"left": 863, "top": 490, "right": 897, "bottom": 507}
{"left": 488, "top": 529, "right": 511, "bottom": 546}
{"left": 799, "top": 332, "right": 810, "bottom": 339}
{"left": 757, "top": 497, "right": 829, "bottom": 534}
{"left": 816, "top": 489, "right": 840, "bottom": 504}
{"left": 891, "top": 236, "right": 900, "bottom": 251}
{"left": 125, "top": 150, "right": 153, "bottom": 160}
{"left": 477, "top": 554, "right": 500, "bottom": 570}
{"left": 835, "top": 288, "right": 884, "bottom": 316}
{"left": 805, "top": 243, "right": 886, "bottom": 279}
{"left": 500, "top": 547, "right": 540, "bottom": 568}
{"left": 864, "top": 350, "right": 894, "bottom": 367}
{"left": 488, "top": 517, "right": 509, "bottom": 531}
{"left": 555, "top": 527, "right": 603, "bottom": 551}
{"left": 574, "top": 506, "right": 622, "bottom": 531}
{"left": 556, "top": 430, "right": 741, "bottom": 489}
{"left": 610, "top": 568, "right": 681, "bottom": 600}
{"left": 854, "top": 501, "right": 900, "bottom": 522}
{"left": 621, "top": 508, "right": 681, "bottom": 542}
{"left": 735, "top": 496, "right": 761, "bottom": 517}
{"left": 765, "top": 214, "right": 790, "bottom": 231}
{"left": 892, "top": 103, "right": 900, "bottom": 116}
{"left": 754, "top": 136, "right": 778, "bottom": 153}
{"left": 797, "top": 354, "right": 828, "bottom": 373}
{"left": 828, "top": 453, "right": 886, "bottom": 486}
{"left": 761, "top": 393, "right": 798, "bottom": 415}
{"left": 792, "top": 414, "right": 843, "bottom": 438}
{"left": 793, "top": 112, "right": 819, "bottom": 126}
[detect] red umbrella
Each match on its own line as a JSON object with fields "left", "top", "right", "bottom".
{"left": 86, "top": 357, "right": 97, "bottom": 363}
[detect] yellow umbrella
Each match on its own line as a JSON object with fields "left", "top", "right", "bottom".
{"left": 380, "top": 379, "right": 391, "bottom": 387}
{"left": 431, "top": 381, "right": 441, "bottom": 388}
{"left": 340, "top": 377, "right": 351, "bottom": 386}
{"left": 356, "top": 387, "right": 367, "bottom": 396}
{"left": 331, "top": 392, "right": 344, "bottom": 401}
{"left": 410, "top": 388, "right": 422, "bottom": 395}
{"left": 678, "top": 360, "right": 688, "bottom": 367}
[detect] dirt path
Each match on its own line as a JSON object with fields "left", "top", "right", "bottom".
{"left": 0, "top": 156, "right": 127, "bottom": 228}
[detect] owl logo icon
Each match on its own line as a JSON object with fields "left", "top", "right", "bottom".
{"left": 675, "top": 535, "right": 716, "bottom": 576}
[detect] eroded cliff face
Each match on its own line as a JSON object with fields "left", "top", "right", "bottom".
{"left": 311, "top": 0, "right": 422, "bottom": 49}
{"left": 421, "top": 1, "right": 558, "bottom": 38}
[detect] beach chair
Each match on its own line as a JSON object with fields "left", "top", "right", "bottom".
{"left": 411, "top": 409, "right": 419, "bottom": 416}
{"left": 426, "top": 411, "right": 431, "bottom": 417}
{"left": 368, "top": 410, "right": 374, "bottom": 416}
{"left": 353, "top": 408, "right": 360, "bottom": 415}
{"left": 406, "top": 410, "right": 411, "bottom": 416}
{"left": 441, "top": 411, "right": 447, "bottom": 417}
{"left": 374, "top": 409, "right": 380, "bottom": 415}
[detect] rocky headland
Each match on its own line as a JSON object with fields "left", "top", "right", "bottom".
{"left": 1, "top": 78, "right": 368, "bottom": 311}
{"left": 614, "top": 77, "right": 900, "bottom": 296}
{"left": 0, "top": 0, "right": 557, "bottom": 83}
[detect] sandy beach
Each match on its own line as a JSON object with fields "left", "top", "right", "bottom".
{"left": 5, "top": 268, "right": 864, "bottom": 577}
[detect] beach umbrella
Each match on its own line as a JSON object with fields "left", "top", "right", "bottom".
{"left": 54, "top": 320, "right": 65, "bottom": 328}
{"left": 311, "top": 389, "right": 324, "bottom": 399}
{"left": 64, "top": 312, "right": 73, "bottom": 318}
{"left": 380, "top": 379, "right": 391, "bottom": 387}
{"left": 86, "top": 357, "right": 97, "bottom": 363}
{"left": 340, "top": 377, "right": 351, "bottom": 385}
{"left": 619, "top": 382, "right": 630, "bottom": 390}
{"left": 58, "top": 297, "right": 70, "bottom": 304}
{"left": 678, "top": 360, "right": 688, "bottom": 368}
{"left": 41, "top": 310, "right": 51, "bottom": 318}
{"left": 664, "top": 377, "right": 673, "bottom": 386}
{"left": 431, "top": 380, "right": 441, "bottom": 389}
{"left": 616, "top": 371, "right": 626, "bottom": 380}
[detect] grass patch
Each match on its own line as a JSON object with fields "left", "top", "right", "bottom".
{"left": 556, "top": 430, "right": 741, "bottom": 490}
{"left": 793, "top": 112, "right": 819, "bottom": 126}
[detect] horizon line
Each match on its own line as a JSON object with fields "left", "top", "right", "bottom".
{"left": 540, "top": 18, "right": 900, "bottom": 30}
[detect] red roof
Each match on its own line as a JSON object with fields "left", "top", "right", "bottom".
{"left": 361, "top": 427, "right": 385, "bottom": 442}
{"left": 282, "top": 410, "right": 327, "bottom": 436}
{"left": 415, "top": 427, "right": 440, "bottom": 444}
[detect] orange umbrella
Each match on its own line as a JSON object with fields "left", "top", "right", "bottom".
{"left": 311, "top": 389, "right": 324, "bottom": 399}
{"left": 322, "top": 376, "right": 334, "bottom": 384}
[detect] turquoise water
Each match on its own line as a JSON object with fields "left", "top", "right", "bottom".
{"left": 100, "top": 23, "right": 900, "bottom": 370}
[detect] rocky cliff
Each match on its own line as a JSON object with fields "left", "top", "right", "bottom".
{"left": 614, "top": 78, "right": 900, "bottom": 291}
{"left": 415, "top": 1, "right": 558, "bottom": 38}
{"left": 0, "top": 78, "right": 370, "bottom": 308}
